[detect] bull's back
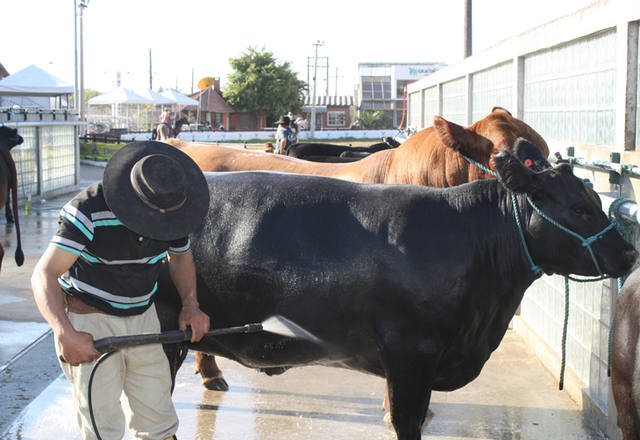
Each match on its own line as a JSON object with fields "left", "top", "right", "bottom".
{"left": 168, "top": 139, "right": 394, "bottom": 183}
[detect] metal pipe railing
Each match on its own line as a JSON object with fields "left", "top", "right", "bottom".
{"left": 600, "top": 195, "right": 640, "bottom": 226}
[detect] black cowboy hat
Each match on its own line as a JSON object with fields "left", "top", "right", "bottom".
{"left": 275, "top": 115, "right": 290, "bottom": 125}
{"left": 103, "top": 141, "right": 209, "bottom": 241}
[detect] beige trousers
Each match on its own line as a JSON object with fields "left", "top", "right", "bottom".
{"left": 55, "top": 304, "right": 179, "bottom": 440}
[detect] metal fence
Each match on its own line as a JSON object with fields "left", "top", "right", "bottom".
{"left": 407, "top": 1, "right": 640, "bottom": 437}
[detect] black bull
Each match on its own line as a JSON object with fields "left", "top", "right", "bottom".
{"left": 155, "top": 150, "right": 636, "bottom": 440}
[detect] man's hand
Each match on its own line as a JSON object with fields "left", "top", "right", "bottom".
{"left": 178, "top": 304, "right": 210, "bottom": 342}
{"left": 57, "top": 329, "right": 100, "bottom": 366}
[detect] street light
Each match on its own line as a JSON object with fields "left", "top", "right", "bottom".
{"left": 310, "top": 40, "right": 324, "bottom": 139}
{"left": 75, "top": 0, "right": 89, "bottom": 134}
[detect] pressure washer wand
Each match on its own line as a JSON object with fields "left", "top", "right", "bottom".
{"left": 93, "top": 323, "right": 263, "bottom": 354}
{"left": 59, "top": 314, "right": 319, "bottom": 363}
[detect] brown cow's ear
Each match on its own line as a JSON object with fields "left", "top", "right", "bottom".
{"left": 434, "top": 116, "right": 493, "bottom": 157}
{"left": 491, "top": 106, "right": 512, "bottom": 116}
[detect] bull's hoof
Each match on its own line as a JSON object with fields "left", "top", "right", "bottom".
{"left": 383, "top": 411, "right": 392, "bottom": 428}
{"left": 201, "top": 377, "right": 229, "bottom": 391}
{"left": 260, "top": 366, "right": 289, "bottom": 376}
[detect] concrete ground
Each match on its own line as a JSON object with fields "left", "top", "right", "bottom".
{"left": 0, "top": 163, "right": 606, "bottom": 439}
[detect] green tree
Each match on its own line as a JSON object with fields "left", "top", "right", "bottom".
{"left": 360, "top": 110, "right": 392, "bottom": 129}
{"left": 223, "top": 47, "right": 306, "bottom": 124}
{"left": 84, "top": 88, "right": 100, "bottom": 104}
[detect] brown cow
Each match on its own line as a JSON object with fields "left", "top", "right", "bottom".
{"left": 0, "top": 126, "right": 25, "bottom": 273}
{"left": 166, "top": 107, "right": 550, "bottom": 400}
{"left": 167, "top": 107, "right": 548, "bottom": 188}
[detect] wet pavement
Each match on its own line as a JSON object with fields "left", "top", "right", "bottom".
{"left": 0, "top": 164, "right": 606, "bottom": 439}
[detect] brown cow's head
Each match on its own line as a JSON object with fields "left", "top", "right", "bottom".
{"left": 472, "top": 107, "right": 549, "bottom": 158}
{"left": 433, "top": 116, "right": 494, "bottom": 163}
{"left": 433, "top": 107, "right": 549, "bottom": 171}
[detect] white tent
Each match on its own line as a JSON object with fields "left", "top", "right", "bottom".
{"left": 160, "top": 89, "right": 198, "bottom": 106}
{"left": 88, "top": 87, "right": 154, "bottom": 105}
{"left": 0, "top": 64, "right": 74, "bottom": 96}
{"left": 134, "top": 88, "right": 175, "bottom": 106}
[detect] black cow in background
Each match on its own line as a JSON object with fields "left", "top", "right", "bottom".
{"left": 287, "top": 136, "right": 400, "bottom": 161}
{"left": 156, "top": 146, "right": 636, "bottom": 440}
{"left": 0, "top": 126, "right": 24, "bottom": 272}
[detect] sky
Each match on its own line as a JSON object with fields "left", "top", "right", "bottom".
{"left": 2, "top": 0, "right": 598, "bottom": 97}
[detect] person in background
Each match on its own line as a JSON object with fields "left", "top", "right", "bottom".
{"left": 288, "top": 112, "right": 299, "bottom": 136}
{"left": 31, "top": 141, "right": 211, "bottom": 440}
{"left": 274, "top": 115, "right": 297, "bottom": 155}
{"left": 160, "top": 108, "right": 171, "bottom": 130}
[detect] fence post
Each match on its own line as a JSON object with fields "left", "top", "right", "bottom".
{"left": 616, "top": 20, "right": 638, "bottom": 151}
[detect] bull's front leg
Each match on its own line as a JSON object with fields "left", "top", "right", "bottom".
{"left": 195, "top": 352, "right": 229, "bottom": 391}
{"left": 379, "top": 343, "right": 437, "bottom": 439}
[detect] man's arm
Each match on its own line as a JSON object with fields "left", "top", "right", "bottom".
{"left": 278, "top": 137, "right": 287, "bottom": 155}
{"left": 167, "top": 250, "right": 210, "bottom": 342}
{"left": 31, "top": 244, "right": 100, "bottom": 365}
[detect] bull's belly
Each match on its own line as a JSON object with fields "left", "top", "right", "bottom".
{"left": 191, "top": 335, "right": 385, "bottom": 377}
{"left": 431, "top": 361, "right": 487, "bottom": 391}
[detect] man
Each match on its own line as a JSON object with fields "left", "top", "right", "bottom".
{"left": 274, "top": 115, "right": 297, "bottom": 155}
{"left": 31, "top": 141, "right": 211, "bottom": 440}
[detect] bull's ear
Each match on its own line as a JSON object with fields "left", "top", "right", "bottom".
{"left": 492, "top": 149, "right": 539, "bottom": 194}
{"left": 513, "top": 138, "right": 551, "bottom": 172}
{"left": 434, "top": 116, "right": 493, "bottom": 157}
{"left": 491, "top": 106, "right": 512, "bottom": 116}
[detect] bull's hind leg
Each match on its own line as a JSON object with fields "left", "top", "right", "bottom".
{"left": 195, "top": 352, "right": 229, "bottom": 391}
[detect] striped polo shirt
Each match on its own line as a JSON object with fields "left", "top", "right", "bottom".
{"left": 52, "top": 182, "right": 190, "bottom": 316}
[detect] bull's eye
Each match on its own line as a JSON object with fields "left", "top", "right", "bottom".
{"left": 572, "top": 206, "right": 585, "bottom": 215}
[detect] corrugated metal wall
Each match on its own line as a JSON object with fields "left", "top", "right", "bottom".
{"left": 523, "top": 30, "right": 617, "bottom": 148}
{"left": 471, "top": 62, "right": 513, "bottom": 124}
{"left": 441, "top": 77, "right": 467, "bottom": 125}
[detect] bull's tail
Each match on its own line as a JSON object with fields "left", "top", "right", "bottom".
{"left": 0, "top": 147, "right": 23, "bottom": 266}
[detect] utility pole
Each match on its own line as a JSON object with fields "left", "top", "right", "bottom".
{"left": 73, "top": 0, "right": 79, "bottom": 113}
{"left": 149, "top": 49, "right": 153, "bottom": 89}
{"left": 310, "top": 40, "right": 324, "bottom": 139}
{"left": 334, "top": 67, "right": 343, "bottom": 97}
{"left": 464, "top": 0, "right": 472, "bottom": 58}
{"left": 77, "top": 0, "right": 89, "bottom": 134}
{"left": 325, "top": 60, "right": 329, "bottom": 96}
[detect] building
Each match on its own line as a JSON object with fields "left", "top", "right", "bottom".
{"left": 185, "top": 78, "right": 233, "bottom": 130}
{"left": 185, "top": 78, "right": 266, "bottom": 131}
{"left": 357, "top": 62, "right": 446, "bottom": 127}
{"left": 301, "top": 95, "right": 355, "bottom": 130}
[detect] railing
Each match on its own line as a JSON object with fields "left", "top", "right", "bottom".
{"left": 0, "top": 107, "right": 78, "bottom": 122}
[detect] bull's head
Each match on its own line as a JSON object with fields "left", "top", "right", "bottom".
{"left": 492, "top": 148, "right": 637, "bottom": 278}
